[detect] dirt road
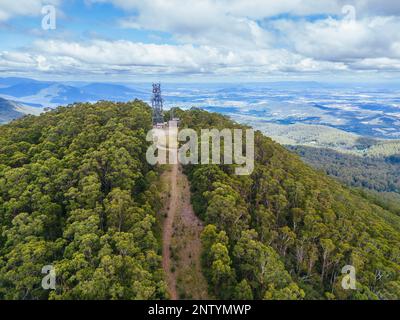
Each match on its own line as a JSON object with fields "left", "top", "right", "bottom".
{"left": 162, "top": 164, "right": 209, "bottom": 300}
{"left": 162, "top": 164, "right": 179, "bottom": 300}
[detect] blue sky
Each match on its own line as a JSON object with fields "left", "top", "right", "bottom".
{"left": 1, "top": 0, "right": 400, "bottom": 82}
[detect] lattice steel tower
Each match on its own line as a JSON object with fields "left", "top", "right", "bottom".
{"left": 151, "top": 83, "right": 164, "bottom": 124}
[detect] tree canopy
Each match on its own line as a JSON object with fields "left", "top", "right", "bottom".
{"left": 179, "top": 107, "right": 400, "bottom": 300}
{"left": 0, "top": 101, "right": 166, "bottom": 299}
{"left": 1, "top": 103, "right": 400, "bottom": 300}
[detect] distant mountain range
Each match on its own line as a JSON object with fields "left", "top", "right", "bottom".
{"left": 0, "top": 77, "right": 151, "bottom": 123}
{"left": 1, "top": 77, "right": 400, "bottom": 143}
{"left": 0, "top": 77, "right": 148, "bottom": 109}
{"left": 0, "top": 97, "right": 43, "bottom": 124}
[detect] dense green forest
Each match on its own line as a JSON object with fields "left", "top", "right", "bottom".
{"left": 288, "top": 145, "right": 400, "bottom": 216}
{"left": 1, "top": 102, "right": 400, "bottom": 300}
{"left": 174, "top": 108, "right": 400, "bottom": 300}
{"left": 289, "top": 145, "right": 400, "bottom": 193}
{"left": 0, "top": 101, "right": 167, "bottom": 299}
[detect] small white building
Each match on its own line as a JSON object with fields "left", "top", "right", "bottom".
{"left": 154, "top": 122, "right": 167, "bottom": 129}
{"left": 169, "top": 118, "right": 180, "bottom": 127}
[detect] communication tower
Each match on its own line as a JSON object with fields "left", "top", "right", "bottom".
{"left": 151, "top": 83, "right": 164, "bottom": 125}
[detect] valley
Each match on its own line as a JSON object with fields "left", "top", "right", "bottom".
{"left": 2, "top": 77, "right": 400, "bottom": 141}
{"left": 0, "top": 97, "right": 42, "bottom": 123}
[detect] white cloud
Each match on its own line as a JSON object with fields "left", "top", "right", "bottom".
{"left": 93, "top": 0, "right": 342, "bottom": 22}
{"left": 114, "top": 0, "right": 275, "bottom": 49}
{"left": 2, "top": 0, "right": 400, "bottom": 78}
{"left": 272, "top": 15, "right": 400, "bottom": 62}
{"left": 0, "top": 0, "right": 60, "bottom": 21}
{"left": 350, "top": 57, "right": 400, "bottom": 70}
{"left": 87, "top": 0, "right": 400, "bottom": 74}
{"left": 0, "top": 39, "right": 348, "bottom": 77}
{"left": 348, "top": 0, "right": 400, "bottom": 16}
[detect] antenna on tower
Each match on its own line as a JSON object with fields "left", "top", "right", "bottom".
{"left": 151, "top": 83, "right": 164, "bottom": 125}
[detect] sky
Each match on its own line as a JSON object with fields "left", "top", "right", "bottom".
{"left": 1, "top": 0, "right": 400, "bottom": 82}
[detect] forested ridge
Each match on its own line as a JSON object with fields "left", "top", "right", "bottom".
{"left": 0, "top": 101, "right": 167, "bottom": 299}
{"left": 0, "top": 102, "right": 400, "bottom": 300}
{"left": 287, "top": 145, "right": 400, "bottom": 217}
{"left": 175, "top": 108, "right": 400, "bottom": 300}
{"left": 288, "top": 145, "right": 400, "bottom": 193}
